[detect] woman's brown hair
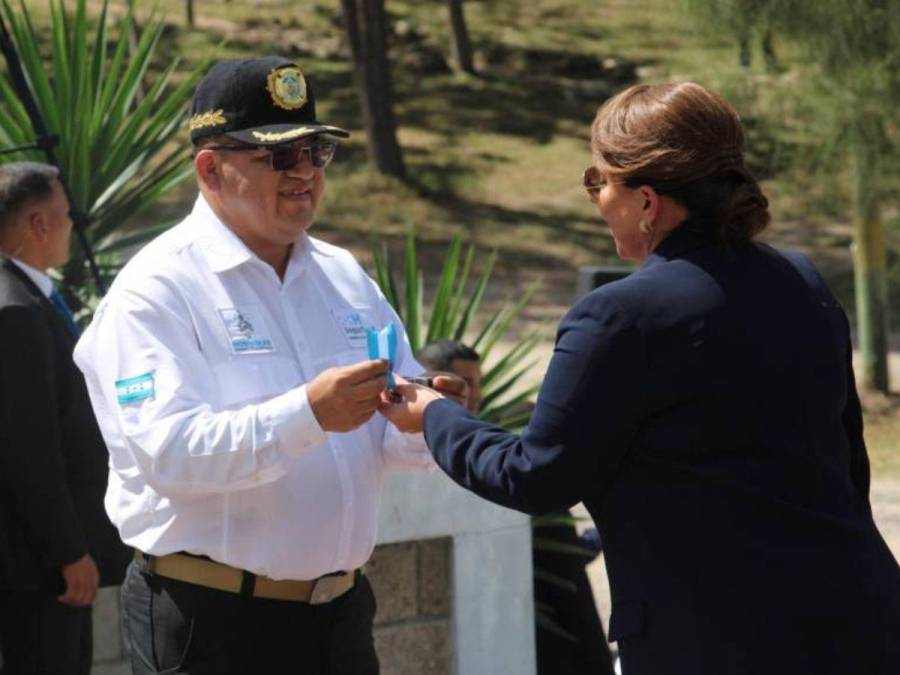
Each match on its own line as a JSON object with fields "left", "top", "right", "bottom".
{"left": 590, "top": 81, "right": 770, "bottom": 246}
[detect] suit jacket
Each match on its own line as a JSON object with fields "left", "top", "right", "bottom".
{"left": 424, "top": 227, "right": 900, "bottom": 675}
{"left": 0, "top": 257, "right": 128, "bottom": 592}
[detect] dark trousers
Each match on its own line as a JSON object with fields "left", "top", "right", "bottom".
{"left": 122, "top": 557, "right": 379, "bottom": 675}
{"left": 0, "top": 591, "right": 92, "bottom": 675}
{"left": 533, "top": 515, "right": 615, "bottom": 675}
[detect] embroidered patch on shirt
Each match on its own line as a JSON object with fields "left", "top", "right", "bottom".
{"left": 116, "top": 372, "right": 155, "bottom": 405}
{"left": 331, "top": 309, "right": 375, "bottom": 349}
{"left": 218, "top": 306, "right": 276, "bottom": 354}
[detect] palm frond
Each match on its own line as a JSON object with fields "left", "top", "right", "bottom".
{"left": 0, "top": 0, "right": 210, "bottom": 303}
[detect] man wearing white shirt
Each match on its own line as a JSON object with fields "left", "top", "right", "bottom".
{"left": 0, "top": 162, "right": 128, "bottom": 674}
{"left": 74, "top": 58, "right": 461, "bottom": 674}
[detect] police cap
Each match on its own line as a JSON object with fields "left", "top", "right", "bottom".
{"left": 188, "top": 56, "right": 350, "bottom": 146}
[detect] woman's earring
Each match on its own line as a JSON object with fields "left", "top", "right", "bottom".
{"left": 639, "top": 218, "right": 652, "bottom": 236}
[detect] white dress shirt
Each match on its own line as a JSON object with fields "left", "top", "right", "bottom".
{"left": 74, "top": 195, "right": 432, "bottom": 580}
{"left": 10, "top": 258, "right": 53, "bottom": 298}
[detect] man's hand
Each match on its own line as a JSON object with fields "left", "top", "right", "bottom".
{"left": 308, "top": 359, "right": 389, "bottom": 432}
{"left": 58, "top": 553, "right": 99, "bottom": 607}
{"left": 378, "top": 376, "right": 445, "bottom": 433}
{"left": 428, "top": 372, "right": 469, "bottom": 407}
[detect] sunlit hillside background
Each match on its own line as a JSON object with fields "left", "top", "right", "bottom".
{"left": 9, "top": 0, "right": 899, "bottom": 461}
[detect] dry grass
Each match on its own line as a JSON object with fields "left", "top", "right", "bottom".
{"left": 862, "top": 392, "right": 900, "bottom": 477}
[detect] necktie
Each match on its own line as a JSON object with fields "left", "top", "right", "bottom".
{"left": 49, "top": 287, "right": 81, "bottom": 337}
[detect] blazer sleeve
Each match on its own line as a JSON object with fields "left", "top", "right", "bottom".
{"left": 0, "top": 305, "right": 87, "bottom": 567}
{"left": 423, "top": 292, "right": 647, "bottom": 514}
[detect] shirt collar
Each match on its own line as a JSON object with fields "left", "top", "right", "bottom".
{"left": 191, "top": 195, "right": 254, "bottom": 273}
{"left": 643, "top": 222, "right": 717, "bottom": 268}
{"left": 191, "top": 194, "right": 335, "bottom": 276}
{"left": 9, "top": 257, "right": 53, "bottom": 298}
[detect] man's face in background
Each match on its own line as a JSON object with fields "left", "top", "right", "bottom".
{"left": 449, "top": 357, "right": 482, "bottom": 413}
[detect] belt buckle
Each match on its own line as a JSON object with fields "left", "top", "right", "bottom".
{"left": 309, "top": 573, "right": 346, "bottom": 605}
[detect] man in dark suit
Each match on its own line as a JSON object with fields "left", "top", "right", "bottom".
{"left": 0, "top": 161, "right": 128, "bottom": 674}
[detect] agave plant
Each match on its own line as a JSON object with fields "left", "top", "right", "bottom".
{"left": 531, "top": 505, "right": 600, "bottom": 642}
{"left": 0, "top": 0, "right": 209, "bottom": 301}
{"left": 371, "top": 227, "right": 542, "bottom": 429}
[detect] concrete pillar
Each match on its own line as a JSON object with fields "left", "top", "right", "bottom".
{"left": 378, "top": 470, "right": 536, "bottom": 675}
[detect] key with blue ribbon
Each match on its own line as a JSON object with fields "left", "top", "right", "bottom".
{"left": 366, "top": 323, "right": 397, "bottom": 388}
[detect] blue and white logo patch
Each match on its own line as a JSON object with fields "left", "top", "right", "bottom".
{"left": 331, "top": 309, "right": 374, "bottom": 349}
{"left": 116, "top": 372, "right": 155, "bottom": 405}
{"left": 218, "top": 306, "right": 275, "bottom": 355}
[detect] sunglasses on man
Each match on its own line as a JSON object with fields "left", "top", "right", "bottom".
{"left": 205, "top": 140, "right": 338, "bottom": 172}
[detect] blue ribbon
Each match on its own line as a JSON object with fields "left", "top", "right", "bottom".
{"left": 366, "top": 322, "right": 397, "bottom": 388}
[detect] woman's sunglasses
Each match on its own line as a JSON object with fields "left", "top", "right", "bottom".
{"left": 583, "top": 166, "right": 605, "bottom": 203}
{"left": 206, "top": 140, "right": 338, "bottom": 171}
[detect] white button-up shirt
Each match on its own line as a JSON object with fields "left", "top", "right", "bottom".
{"left": 11, "top": 258, "right": 53, "bottom": 298}
{"left": 74, "top": 195, "right": 431, "bottom": 580}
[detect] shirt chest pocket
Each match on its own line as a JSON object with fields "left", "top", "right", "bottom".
{"left": 211, "top": 356, "right": 301, "bottom": 409}
{"left": 313, "top": 348, "right": 373, "bottom": 376}
{"left": 322, "top": 306, "right": 377, "bottom": 356}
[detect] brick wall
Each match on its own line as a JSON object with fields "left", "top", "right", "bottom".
{"left": 369, "top": 538, "right": 453, "bottom": 675}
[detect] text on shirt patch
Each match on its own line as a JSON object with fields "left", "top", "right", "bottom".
{"left": 115, "top": 372, "right": 155, "bottom": 405}
{"left": 218, "top": 306, "right": 276, "bottom": 354}
{"left": 331, "top": 309, "right": 375, "bottom": 349}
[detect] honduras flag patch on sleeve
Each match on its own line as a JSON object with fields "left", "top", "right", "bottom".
{"left": 116, "top": 372, "right": 155, "bottom": 405}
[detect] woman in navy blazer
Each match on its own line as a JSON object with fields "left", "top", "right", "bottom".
{"left": 380, "top": 82, "right": 900, "bottom": 675}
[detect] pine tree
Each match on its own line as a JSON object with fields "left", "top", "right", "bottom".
{"left": 687, "top": 0, "right": 899, "bottom": 392}
{"left": 447, "top": 0, "right": 474, "bottom": 74}
{"left": 341, "top": 0, "right": 406, "bottom": 178}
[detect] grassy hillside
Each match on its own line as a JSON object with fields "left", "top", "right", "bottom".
{"left": 20, "top": 0, "right": 900, "bottom": 460}
{"left": 127, "top": 0, "right": 899, "bottom": 308}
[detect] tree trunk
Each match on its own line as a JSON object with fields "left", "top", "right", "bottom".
{"left": 341, "top": 0, "right": 406, "bottom": 178}
{"left": 852, "top": 116, "right": 890, "bottom": 393}
{"left": 761, "top": 29, "right": 779, "bottom": 72}
{"left": 447, "top": 0, "right": 474, "bottom": 74}
{"left": 738, "top": 28, "right": 751, "bottom": 67}
{"left": 186, "top": 0, "right": 195, "bottom": 28}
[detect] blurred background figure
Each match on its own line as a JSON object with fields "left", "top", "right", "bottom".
{"left": 417, "top": 339, "right": 483, "bottom": 413}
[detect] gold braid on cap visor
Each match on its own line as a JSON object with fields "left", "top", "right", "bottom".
{"left": 251, "top": 126, "right": 317, "bottom": 142}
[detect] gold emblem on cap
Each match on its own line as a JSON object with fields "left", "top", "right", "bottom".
{"left": 188, "top": 109, "right": 227, "bottom": 131}
{"left": 266, "top": 66, "right": 308, "bottom": 111}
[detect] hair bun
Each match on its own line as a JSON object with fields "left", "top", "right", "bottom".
{"left": 720, "top": 170, "right": 770, "bottom": 246}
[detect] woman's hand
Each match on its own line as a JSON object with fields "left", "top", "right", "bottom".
{"left": 428, "top": 372, "right": 469, "bottom": 406}
{"left": 378, "top": 375, "right": 446, "bottom": 433}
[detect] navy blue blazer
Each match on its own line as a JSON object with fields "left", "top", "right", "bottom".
{"left": 424, "top": 227, "right": 900, "bottom": 675}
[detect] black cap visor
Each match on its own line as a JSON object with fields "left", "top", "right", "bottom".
{"left": 225, "top": 122, "right": 350, "bottom": 146}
